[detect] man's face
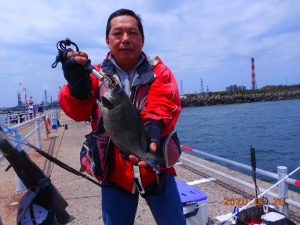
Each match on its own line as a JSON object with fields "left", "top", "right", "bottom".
{"left": 106, "top": 15, "right": 144, "bottom": 69}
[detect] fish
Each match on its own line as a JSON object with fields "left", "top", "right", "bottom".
{"left": 100, "top": 80, "right": 164, "bottom": 171}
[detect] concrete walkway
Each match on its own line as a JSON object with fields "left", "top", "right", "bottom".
{"left": 0, "top": 112, "right": 299, "bottom": 224}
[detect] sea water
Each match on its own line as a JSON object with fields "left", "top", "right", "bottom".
{"left": 177, "top": 99, "right": 300, "bottom": 192}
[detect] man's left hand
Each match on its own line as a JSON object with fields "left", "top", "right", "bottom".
{"left": 128, "top": 142, "right": 158, "bottom": 168}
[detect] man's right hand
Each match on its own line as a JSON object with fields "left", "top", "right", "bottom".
{"left": 62, "top": 50, "right": 92, "bottom": 99}
{"left": 64, "top": 51, "right": 89, "bottom": 66}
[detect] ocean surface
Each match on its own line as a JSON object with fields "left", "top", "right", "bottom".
{"left": 176, "top": 99, "right": 300, "bottom": 192}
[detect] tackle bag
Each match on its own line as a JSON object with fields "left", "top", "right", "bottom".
{"left": 80, "top": 132, "right": 110, "bottom": 179}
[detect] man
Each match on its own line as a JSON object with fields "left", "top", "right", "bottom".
{"left": 37, "top": 104, "right": 44, "bottom": 116}
{"left": 59, "top": 9, "right": 185, "bottom": 225}
{"left": 27, "top": 102, "right": 34, "bottom": 119}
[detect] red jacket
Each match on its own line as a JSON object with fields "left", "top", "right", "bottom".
{"left": 59, "top": 53, "right": 181, "bottom": 193}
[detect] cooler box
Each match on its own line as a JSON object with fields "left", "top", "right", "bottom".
{"left": 176, "top": 181, "right": 208, "bottom": 225}
{"left": 51, "top": 117, "right": 58, "bottom": 129}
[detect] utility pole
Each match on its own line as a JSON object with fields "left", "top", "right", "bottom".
{"left": 180, "top": 80, "right": 184, "bottom": 95}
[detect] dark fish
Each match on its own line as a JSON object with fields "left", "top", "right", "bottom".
{"left": 100, "top": 81, "right": 164, "bottom": 171}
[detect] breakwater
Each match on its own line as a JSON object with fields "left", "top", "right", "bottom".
{"left": 181, "top": 89, "right": 300, "bottom": 107}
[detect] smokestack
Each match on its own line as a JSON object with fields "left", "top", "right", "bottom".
{"left": 251, "top": 57, "right": 257, "bottom": 90}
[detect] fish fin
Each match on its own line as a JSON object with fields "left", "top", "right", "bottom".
{"left": 143, "top": 154, "right": 164, "bottom": 172}
{"left": 101, "top": 96, "right": 114, "bottom": 110}
{"left": 145, "top": 160, "right": 160, "bottom": 172}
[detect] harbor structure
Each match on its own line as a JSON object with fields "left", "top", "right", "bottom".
{"left": 17, "top": 92, "right": 22, "bottom": 106}
{"left": 19, "top": 82, "right": 28, "bottom": 106}
{"left": 44, "top": 89, "right": 49, "bottom": 106}
{"left": 200, "top": 78, "right": 204, "bottom": 94}
{"left": 180, "top": 80, "right": 184, "bottom": 95}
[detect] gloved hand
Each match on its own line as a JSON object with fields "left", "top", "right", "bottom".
{"left": 128, "top": 120, "right": 163, "bottom": 167}
{"left": 144, "top": 120, "right": 162, "bottom": 147}
{"left": 62, "top": 49, "right": 92, "bottom": 99}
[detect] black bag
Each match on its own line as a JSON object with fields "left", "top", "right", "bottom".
{"left": 80, "top": 132, "right": 110, "bottom": 178}
{"left": 17, "top": 179, "right": 70, "bottom": 225}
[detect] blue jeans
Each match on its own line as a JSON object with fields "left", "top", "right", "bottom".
{"left": 101, "top": 175, "right": 186, "bottom": 225}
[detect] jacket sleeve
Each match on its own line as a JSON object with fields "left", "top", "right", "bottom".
{"left": 58, "top": 73, "right": 99, "bottom": 122}
{"left": 140, "top": 58, "right": 182, "bottom": 137}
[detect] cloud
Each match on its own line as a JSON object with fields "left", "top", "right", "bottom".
{"left": 0, "top": 0, "right": 299, "bottom": 107}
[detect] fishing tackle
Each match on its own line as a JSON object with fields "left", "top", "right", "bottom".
{"left": 51, "top": 38, "right": 79, "bottom": 69}
{"left": 250, "top": 146, "right": 262, "bottom": 223}
{"left": 218, "top": 165, "right": 300, "bottom": 224}
{"left": 51, "top": 38, "right": 118, "bottom": 85}
{"left": 0, "top": 126, "right": 70, "bottom": 225}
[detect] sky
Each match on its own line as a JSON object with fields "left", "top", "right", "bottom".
{"left": 0, "top": 0, "right": 299, "bottom": 107}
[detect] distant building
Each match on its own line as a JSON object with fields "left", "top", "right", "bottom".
{"left": 226, "top": 85, "right": 247, "bottom": 92}
{"left": 238, "top": 85, "right": 247, "bottom": 91}
{"left": 17, "top": 92, "right": 22, "bottom": 106}
{"left": 44, "top": 89, "right": 49, "bottom": 106}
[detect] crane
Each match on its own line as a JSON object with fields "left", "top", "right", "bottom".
{"left": 19, "top": 82, "right": 28, "bottom": 106}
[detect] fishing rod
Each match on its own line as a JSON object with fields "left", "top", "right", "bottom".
{"left": 29, "top": 142, "right": 103, "bottom": 187}
{"left": 218, "top": 165, "right": 300, "bottom": 225}
{"left": 250, "top": 146, "right": 261, "bottom": 223}
{"left": 9, "top": 137, "right": 103, "bottom": 187}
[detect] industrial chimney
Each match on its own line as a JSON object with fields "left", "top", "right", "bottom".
{"left": 251, "top": 57, "right": 256, "bottom": 90}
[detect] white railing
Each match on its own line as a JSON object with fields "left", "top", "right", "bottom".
{"left": 1, "top": 116, "right": 47, "bottom": 191}
{"left": 0, "top": 110, "right": 59, "bottom": 192}
{"left": 0, "top": 112, "right": 36, "bottom": 127}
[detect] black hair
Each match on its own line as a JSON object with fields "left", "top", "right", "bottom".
{"left": 106, "top": 9, "right": 144, "bottom": 39}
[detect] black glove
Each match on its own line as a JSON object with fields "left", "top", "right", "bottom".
{"left": 62, "top": 49, "right": 92, "bottom": 99}
{"left": 144, "top": 120, "right": 163, "bottom": 148}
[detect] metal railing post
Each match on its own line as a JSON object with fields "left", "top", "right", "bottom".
{"left": 277, "top": 166, "right": 289, "bottom": 216}
{"left": 7, "top": 115, "right": 10, "bottom": 127}
{"left": 13, "top": 131, "right": 27, "bottom": 192}
{"left": 35, "top": 120, "right": 42, "bottom": 150}
{"left": 43, "top": 116, "right": 48, "bottom": 139}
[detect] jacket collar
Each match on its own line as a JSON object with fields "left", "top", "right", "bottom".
{"left": 101, "top": 52, "right": 155, "bottom": 87}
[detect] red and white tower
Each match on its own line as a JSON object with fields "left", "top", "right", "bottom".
{"left": 251, "top": 57, "right": 256, "bottom": 90}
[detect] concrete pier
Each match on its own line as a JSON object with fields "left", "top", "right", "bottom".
{"left": 0, "top": 112, "right": 299, "bottom": 224}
